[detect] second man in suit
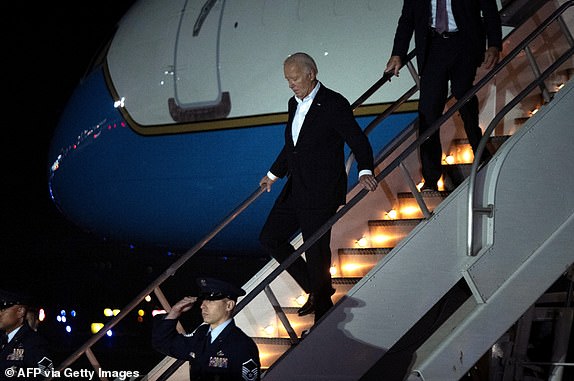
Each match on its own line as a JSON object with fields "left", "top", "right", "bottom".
{"left": 386, "top": 0, "right": 502, "bottom": 191}
{"left": 259, "top": 52, "right": 378, "bottom": 326}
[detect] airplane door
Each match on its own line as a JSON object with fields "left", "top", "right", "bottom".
{"left": 168, "top": 0, "right": 231, "bottom": 122}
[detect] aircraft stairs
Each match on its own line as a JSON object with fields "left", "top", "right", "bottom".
{"left": 46, "top": 2, "right": 574, "bottom": 381}
{"left": 145, "top": 1, "right": 574, "bottom": 380}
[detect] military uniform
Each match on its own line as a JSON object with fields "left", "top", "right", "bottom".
{"left": 153, "top": 319, "right": 259, "bottom": 381}
{"left": 152, "top": 278, "right": 260, "bottom": 381}
{"left": 0, "top": 290, "right": 53, "bottom": 380}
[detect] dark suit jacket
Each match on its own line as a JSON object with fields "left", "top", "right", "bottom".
{"left": 391, "top": 0, "right": 502, "bottom": 72}
{"left": 270, "top": 83, "right": 374, "bottom": 210}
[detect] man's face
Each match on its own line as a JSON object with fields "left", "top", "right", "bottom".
{"left": 284, "top": 62, "right": 315, "bottom": 100}
{"left": 200, "top": 298, "right": 233, "bottom": 328}
{"left": 0, "top": 304, "right": 25, "bottom": 333}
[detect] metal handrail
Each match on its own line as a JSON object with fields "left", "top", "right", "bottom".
{"left": 155, "top": 2, "right": 574, "bottom": 378}
{"left": 47, "top": 186, "right": 265, "bottom": 378}
{"left": 466, "top": 0, "right": 574, "bottom": 256}
{"left": 50, "top": 51, "right": 417, "bottom": 381}
{"left": 466, "top": 46, "right": 574, "bottom": 256}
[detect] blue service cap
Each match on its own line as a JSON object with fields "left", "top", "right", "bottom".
{"left": 196, "top": 277, "right": 246, "bottom": 301}
{"left": 0, "top": 289, "right": 32, "bottom": 309}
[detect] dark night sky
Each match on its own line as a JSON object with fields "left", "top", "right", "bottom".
{"left": 1, "top": 1, "right": 166, "bottom": 307}
{"left": 2, "top": 1, "right": 264, "bottom": 311}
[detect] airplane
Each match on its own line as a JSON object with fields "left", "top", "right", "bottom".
{"left": 46, "top": 0, "right": 574, "bottom": 378}
{"left": 47, "top": 0, "right": 418, "bottom": 255}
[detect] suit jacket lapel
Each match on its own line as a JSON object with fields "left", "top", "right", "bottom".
{"left": 296, "top": 84, "right": 324, "bottom": 143}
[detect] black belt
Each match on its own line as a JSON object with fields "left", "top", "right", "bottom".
{"left": 430, "top": 28, "right": 459, "bottom": 39}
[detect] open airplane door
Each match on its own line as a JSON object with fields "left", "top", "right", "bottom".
{"left": 169, "top": 0, "right": 231, "bottom": 122}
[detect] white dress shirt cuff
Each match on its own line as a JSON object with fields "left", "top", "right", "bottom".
{"left": 358, "top": 169, "right": 373, "bottom": 179}
{"left": 267, "top": 171, "right": 279, "bottom": 181}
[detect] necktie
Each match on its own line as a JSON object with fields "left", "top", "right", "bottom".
{"left": 203, "top": 330, "right": 211, "bottom": 352}
{"left": 436, "top": 0, "right": 448, "bottom": 33}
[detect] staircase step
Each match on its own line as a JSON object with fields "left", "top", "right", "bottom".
{"left": 337, "top": 248, "right": 391, "bottom": 277}
{"left": 368, "top": 219, "right": 423, "bottom": 247}
{"left": 397, "top": 191, "right": 448, "bottom": 218}
{"left": 253, "top": 337, "right": 296, "bottom": 369}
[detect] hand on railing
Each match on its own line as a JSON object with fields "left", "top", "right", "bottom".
{"left": 385, "top": 55, "right": 403, "bottom": 77}
{"left": 259, "top": 174, "right": 277, "bottom": 192}
{"left": 359, "top": 173, "right": 378, "bottom": 191}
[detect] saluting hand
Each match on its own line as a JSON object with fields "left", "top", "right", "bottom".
{"left": 166, "top": 296, "right": 197, "bottom": 319}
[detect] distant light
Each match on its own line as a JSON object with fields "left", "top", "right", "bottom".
{"left": 65, "top": 325, "right": 72, "bottom": 333}
{"left": 138, "top": 309, "right": 145, "bottom": 317}
{"left": 70, "top": 310, "right": 76, "bottom": 317}
{"left": 56, "top": 316, "right": 62, "bottom": 323}
{"left": 38, "top": 309, "right": 46, "bottom": 322}
{"left": 60, "top": 310, "right": 66, "bottom": 316}
{"left": 91, "top": 323, "right": 104, "bottom": 334}
{"left": 114, "top": 97, "right": 125, "bottom": 108}
{"left": 106, "top": 330, "right": 113, "bottom": 337}
{"left": 112, "top": 309, "right": 120, "bottom": 316}
{"left": 61, "top": 316, "right": 67, "bottom": 323}
{"left": 104, "top": 308, "right": 113, "bottom": 317}
{"left": 144, "top": 295, "right": 152, "bottom": 302}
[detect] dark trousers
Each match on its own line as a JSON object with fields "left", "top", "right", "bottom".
{"left": 259, "top": 192, "right": 337, "bottom": 321}
{"left": 418, "top": 32, "right": 488, "bottom": 186}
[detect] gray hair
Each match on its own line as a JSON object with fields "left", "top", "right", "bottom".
{"left": 284, "top": 52, "right": 318, "bottom": 76}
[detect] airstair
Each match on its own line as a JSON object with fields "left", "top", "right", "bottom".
{"left": 48, "top": 1, "right": 574, "bottom": 380}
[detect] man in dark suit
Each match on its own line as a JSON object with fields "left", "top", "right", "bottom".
{"left": 386, "top": 0, "right": 502, "bottom": 191}
{"left": 152, "top": 277, "right": 260, "bottom": 381}
{"left": 259, "top": 52, "right": 378, "bottom": 326}
{"left": 0, "top": 290, "right": 53, "bottom": 380}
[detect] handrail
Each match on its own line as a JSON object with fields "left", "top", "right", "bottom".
{"left": 466, "top": 0, "right": 574, "bottom": 256}
{"left": 50, "top": 47, "right": 416, "bottom": 381}
{"left": 63, "top": 2, "right": 574, "bottom": 378}
{"left": 155, "top": 2, "right": 574, "bottom": 378}
{"left": 47, "top": 186, "right": 265, "bottom": 378}
{"left": 466, "top": 46, "right": 574, "bottom": 256}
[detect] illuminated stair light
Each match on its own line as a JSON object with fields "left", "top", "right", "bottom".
{"left": 371, "top": 233, "right": 393, "bottom": 246}
{"left": 329, "top": 265, "right": 337, "bottom": 276}
{"left": 445, "top": 154, "right": 455, "bottom": 165}
{"left": 263, "top": 324, "right": 276, "bottom": 336}
{"left": 296, "top": 294, "right": 307, "bottom": 306}
{"left": 356, "top": 236, "right": 369, "bottom": 247}
{"left": 400, "top": 205, "right": 419, "bottom": 218}
{"left": 386, "top": 209, "right": 398, "bottom": 220}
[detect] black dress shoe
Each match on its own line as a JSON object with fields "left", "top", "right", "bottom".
{"left": 297, "top": 294, "right": 314, "bottom": 316}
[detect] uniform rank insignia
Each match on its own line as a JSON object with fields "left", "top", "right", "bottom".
{"left": 7, "top": 348, "right": 24, "bottom": 361}
{"left": 242, "top": 359, "right": 259, "bottom": 381}
{"left": 208, "top": 355, "right": 228, "bottom": 368}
